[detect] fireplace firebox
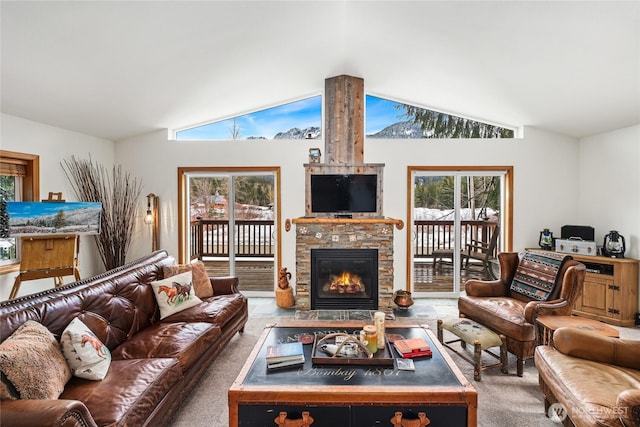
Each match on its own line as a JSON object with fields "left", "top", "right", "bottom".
{"left": 310, "top": 248, "right": 378, "bottom": 310}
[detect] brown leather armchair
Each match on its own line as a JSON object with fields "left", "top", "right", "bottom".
{"left": 536, "top": 328, "right": 640, "bottom": 427}
{"left": 458, "top": 251, "right": 586, "bottom": 376}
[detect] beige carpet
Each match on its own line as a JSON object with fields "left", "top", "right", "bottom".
{"left": 167, "top": 316, "right": 568, "bottom": 427}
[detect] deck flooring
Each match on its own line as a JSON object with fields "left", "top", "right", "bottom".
{"left": 203, "top": 259, "right": 490, "bottom": 293}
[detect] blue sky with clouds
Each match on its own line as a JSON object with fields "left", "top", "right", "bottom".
{"left": 176, "top": 95, "right": 406, "bottom": 140}
{"left": 365, "top": 96, "right": 407, "bottom": 134}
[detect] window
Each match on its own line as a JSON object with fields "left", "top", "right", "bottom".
{"left": 366, "top": 95, "right": 515, "bottom": 138}
{"left": 0, "top": 150, "right": 39, "bottom": 273}
{"left": 176, "top": 93, "right": 514, "bottom": 140}
{"left": 175, "top": 96, "right": 322, "bottom": 141}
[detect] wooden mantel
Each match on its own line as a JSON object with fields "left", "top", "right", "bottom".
{"left": 285, "top": 217, "right": 404, "bottom": 230}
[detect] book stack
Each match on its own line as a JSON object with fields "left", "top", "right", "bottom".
{"left": 393, "top": 337, "right": 432, "bottom": 359}
{"left": 265, "top": 342, "right": 305, "bottom": 369}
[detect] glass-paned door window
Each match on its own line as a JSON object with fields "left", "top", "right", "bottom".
{"left": 410, "top": 169, "right": 506, "bottom": 296}
{"left": 187, "top": 171, "right": 277, "bottom": 294}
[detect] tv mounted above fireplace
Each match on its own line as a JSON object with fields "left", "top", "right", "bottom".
{"left": 310, "top": 174, "right": 377, "bottom": 215}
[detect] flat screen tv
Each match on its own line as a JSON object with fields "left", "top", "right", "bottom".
{"left": 310, "top": 174, "right": 377, "bottom": 214}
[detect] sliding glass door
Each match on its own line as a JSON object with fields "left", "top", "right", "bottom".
{"left": 182, "top": 168, "right": 279, "bottom": 294}
{"left": 409, "top": 167, "right": 510, "bottom": 296}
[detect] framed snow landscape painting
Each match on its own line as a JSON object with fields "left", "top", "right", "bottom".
{"left": 7, "top": 202, "right": 102, "bottom": 236}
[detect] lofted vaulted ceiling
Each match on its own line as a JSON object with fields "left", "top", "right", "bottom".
{"left": 1, "top": 1, "right": 638, "bottom": 142}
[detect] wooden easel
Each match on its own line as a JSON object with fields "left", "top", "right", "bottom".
{"left": 42, "top": 192, "right": 65, "bottom": 202}
{"left": 9, "top": 193, "right": 81, "bottom": 299}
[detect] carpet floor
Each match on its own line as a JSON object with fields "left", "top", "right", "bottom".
{"left": 168, "top": 315, "right": 559, "bottom": 427}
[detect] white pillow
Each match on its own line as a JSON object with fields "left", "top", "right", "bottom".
{"left": 60, "top": 318, "right": 111, "bottom": 380}
{"left": 150, "top": 270, "right": 202, "bottom": 319}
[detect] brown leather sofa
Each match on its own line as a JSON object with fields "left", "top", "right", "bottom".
{"left": 0, "top": 250, "right": 248, "bottom": 427}
{"left": 536, "top": 327, "right": 640, "bottom": 427}
{"left": 458, "top": 251, "right": 586, "bottom": 376}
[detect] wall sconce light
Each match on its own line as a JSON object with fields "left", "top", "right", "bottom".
{"left": 144, "top": 193, "right": 159, "bottom": 252}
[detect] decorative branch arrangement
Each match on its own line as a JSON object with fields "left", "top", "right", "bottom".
{"left": 61, "top": 156, "right": 142, "bottom": 270}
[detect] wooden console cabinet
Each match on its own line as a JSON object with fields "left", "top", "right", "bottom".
{"left": 571, "top": 253, "right": 639, "bottom": 326}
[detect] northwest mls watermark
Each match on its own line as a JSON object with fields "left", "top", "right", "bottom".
{"left": 548, "top": 403, "right": 628, "bottom": 423}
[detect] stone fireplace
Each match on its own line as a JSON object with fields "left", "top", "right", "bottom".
{"left": 293, "top": 218, "right": 401, "bottom": 310}
{"left": 287, "top": 75, "right": 403, "bottom": 310}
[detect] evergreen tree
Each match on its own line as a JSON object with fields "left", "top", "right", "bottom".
{"left": 400, "top": 104, "right": 514, "bottom": 138}
{"left": 53, "top": 209, "right": 66, "bottom": 229}
{"left": 0, "top": 190, "right": 9, "bottom": 238}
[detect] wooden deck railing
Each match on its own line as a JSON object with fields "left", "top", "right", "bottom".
{"left": 413, "top": 220, "right": 499, "bottom": 258}
{"left": 190, "top": 219, "right": 275, "bottom": 260}
{"left": 190, "top": 218, "right": 498, "bottom": 260}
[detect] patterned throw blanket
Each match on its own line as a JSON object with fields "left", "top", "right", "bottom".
{"left": 510, "top": 251, "right": 572, "bottom": 301}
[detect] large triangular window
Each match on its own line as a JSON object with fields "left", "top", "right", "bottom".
{"left": 175, "top": 96, "right": 322, "bottom": 140}
{"left": 366, "top": 95, "right": 514, "bottom": 138}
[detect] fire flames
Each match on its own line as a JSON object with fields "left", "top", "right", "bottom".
{"left": 322, "top": 272, "right": 365, "bottom": 294}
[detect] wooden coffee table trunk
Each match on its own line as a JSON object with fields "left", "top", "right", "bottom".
{"left": 228, "top": 322, "right": 477, "bottom": 427}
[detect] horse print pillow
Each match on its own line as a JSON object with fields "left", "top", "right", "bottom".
{"left": 151, "top": 271, "right": 203, "bottom": 320}
{"left": 60, "top": 317, "right": 111, "bottom": 380}
{"left": 162, "top": 261, "right": 214, "bottom": 298}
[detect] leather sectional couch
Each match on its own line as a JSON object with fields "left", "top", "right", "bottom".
{"left": 536, "top": 327, "right": 640, "bottom": 427}
{"left": 0, "top": 250, "right": 248, "bottom": 427}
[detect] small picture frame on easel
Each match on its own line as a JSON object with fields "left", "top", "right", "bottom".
{"left": 309, "top": 148, "right": 321, "bottom": 163}
{"left": 309, "top": 148, "right": 322, "bottom": 163}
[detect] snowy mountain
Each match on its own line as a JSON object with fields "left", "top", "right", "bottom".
{"left": 273, "top": 127, "right": 321, "bottom": 139}
{"left": 367, "top": 120, "right": 430, "bottom": 138}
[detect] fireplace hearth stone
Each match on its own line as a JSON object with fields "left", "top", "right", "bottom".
{"left": 294, "top": 309, "right": 396, "bottom": 321}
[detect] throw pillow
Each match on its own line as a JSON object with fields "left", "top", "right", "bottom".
{"left": 162, "top": 261, "right": 213, "bottom": 298}
{"left": 60, "top": 318, "right": 111, "bottom": 380}
{"left": 151, "top": 271, "right": 203, "bottom": 319}
{"left": 509, "top": 251, "right": 571, "bottom": 301}
{"left": 0, "top": 320, "right": 71, "bottom": 400}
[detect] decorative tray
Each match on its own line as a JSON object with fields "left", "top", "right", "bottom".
{"left": 311, "top": 332, "right": 395, "bottom": 366}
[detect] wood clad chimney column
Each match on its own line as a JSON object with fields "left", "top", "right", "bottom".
{"left": 324, "top": 75, "right": 364, "bottom": 164}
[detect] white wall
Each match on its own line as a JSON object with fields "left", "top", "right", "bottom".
{"left": 17, "top": 114, "right": 640, "bottom": 304}
{"left": 578, "top": 124, "right": 640, "bottom": 259}
{"left": 114, "top": 130, "right": 312, "bottom": 274}
{"left": 0, "top": 113, "right": 114, "bottom": 299}
{"left": 578, "top": 124, "right": 640, "bottom": 311}
{"left": 116, "top": 126, "right": 580, "bottom": 292}
{"left": 367, "top": 126, "right": 580, "bottom": 284}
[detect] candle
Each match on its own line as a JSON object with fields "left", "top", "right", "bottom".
{"left": 363, "top": 325, "right": 378, "bottom": 354}
{"left": 374, "top": 311, "right": 386, "bottom": 349}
